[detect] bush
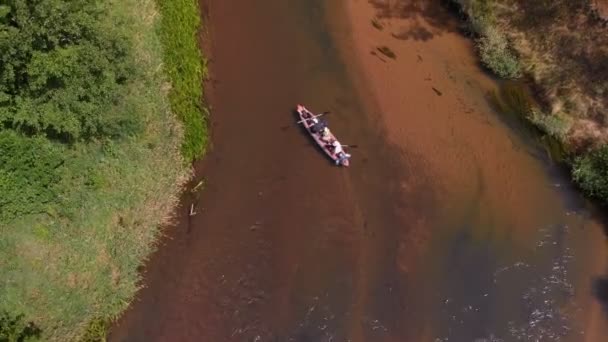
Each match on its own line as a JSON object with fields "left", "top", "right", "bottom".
{"left": 0, "top": 0, "right": 139, "bottom": 141}
{"left": 451, "top": 0, "right": 521, "bottom": 79}
{"left": 477, "top": 27, "right": 522, "bottom": 79}
{"left": 457, "top": 0, "right": 497, "bottom": 33}
{"left": 572, "top": 145, "right": 608, "bottom": 201}
{"left": 529, "top": 109, "right": 570, "bottom": 139}
{"left": 0, "top": 311, "right": 41, "bottom": 342}
{"left": 0, "top": 131, "right": 64, "bottom": 222}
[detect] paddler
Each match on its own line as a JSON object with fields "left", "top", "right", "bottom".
{"left": 310, "top": 118, "right": 327, "bottom": 134}
{"left": 331, "top": 140, "right": 351, "bottom": 165}
{"left": 320, "top": 127, "right": 332, "bottom": 142}
{"left": 336, "top": 151, "right": 351, "bottom": 165}
{"left": 331, "top": 140, "right": 343, "bottom": 154}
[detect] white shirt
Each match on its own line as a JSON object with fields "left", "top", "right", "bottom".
{"left": 332, "top": 140, "right": 343, "bottom": 154}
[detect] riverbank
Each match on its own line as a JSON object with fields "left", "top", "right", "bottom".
{"left": 0, "top": 0, "right": 206, "bottom": 340}
{"left": 451, "top": 0, "right": 608, "bottom": 204}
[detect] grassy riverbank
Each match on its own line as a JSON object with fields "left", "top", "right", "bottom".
{"left": 0, "top": 0, "right": 207, "bottom": 340}
{"left": 453, "top": 0, "right": 608, "bottom": 203}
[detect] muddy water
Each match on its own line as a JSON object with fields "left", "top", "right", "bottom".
{"left": 110, "top": 0, "right": 608, "bottom": 341}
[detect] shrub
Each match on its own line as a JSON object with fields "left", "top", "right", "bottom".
{"left": 0, "top": 131, "right": 64, "bottom": 222}
{"left": 477, "top": 27, "right": 522, "bottom": 79}
{"left": 529, "top": 109, "right": 570, "bottom": 140}
{"left": 572, "top": 145, "right": 608, "bottom": 201}
{"left": 0, "top": 311, "right": 41, "bottom": 342}
{"left": 457, "top": 0, "right": 497, "bottom": 33}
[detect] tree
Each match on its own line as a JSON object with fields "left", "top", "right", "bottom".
{"left": 0, "top": 0, "right": 139, "bottom": 141}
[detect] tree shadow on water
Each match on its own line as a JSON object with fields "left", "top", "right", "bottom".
{"left": 368, "top": 0, "right": 462, "bottom": 41}
{"left": 591, "top": 206, "right": 608, "bottom": 319}
{"left": 593, "top": 276, "right": 608, "bottom": 316}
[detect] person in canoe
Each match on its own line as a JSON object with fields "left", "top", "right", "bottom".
{"left": 320, "top": 127, "right": 333, "bottom": 143}
{"left": 310, "top": 119, "right": 334, "bottom": 143}
{"left": 329, "top": 140, "right": 351, "bottom": 165}
{"left": 310, "top": 118, "right": 327, "bottom": 133}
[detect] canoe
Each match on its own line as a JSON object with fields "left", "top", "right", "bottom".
{"left": 296, "top": 104, "right": 350, "bottom": 167}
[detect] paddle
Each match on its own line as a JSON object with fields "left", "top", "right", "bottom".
{"left": 342, "top": 144, "right": 359, "bottom": 148}
{"left": 296, "top": 111, "right": 330, "bottom": 124}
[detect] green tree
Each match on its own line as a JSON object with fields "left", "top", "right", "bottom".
{"left": 0, "top": 0, "right": 139, "bottom": 141}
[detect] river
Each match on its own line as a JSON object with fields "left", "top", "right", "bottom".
{"left": 109, "top": 0, "right": 608, "bottom": 341}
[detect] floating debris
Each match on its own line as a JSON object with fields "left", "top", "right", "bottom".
{"left": 371, "top": 18, "right": 383, "bottom": 30}
{"left": 377, "top": 46, "right": 396, "bottom": 59}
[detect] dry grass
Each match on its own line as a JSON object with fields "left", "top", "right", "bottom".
{"left": 456, "top": 0, "right": 608, "bottom": 201}
{"left": 492, "top": 0, "right": 608, "bottom": 151}
{"left": 591, "top": 0, "right": 608, "bottom": 20}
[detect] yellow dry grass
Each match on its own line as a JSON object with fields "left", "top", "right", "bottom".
{"left": 495, "top": 0, "right": 608, "bottom": 150}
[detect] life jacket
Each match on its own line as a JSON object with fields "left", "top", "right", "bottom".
{"left": 311, "top": 120, "right": 327, "bottom": 133}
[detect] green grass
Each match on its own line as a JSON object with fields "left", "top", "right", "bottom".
{"left": 0, "top": 0, "right": 208, "bottom": 340}
{"left": 155, "top": 0, "right": 209, "bottom": 163}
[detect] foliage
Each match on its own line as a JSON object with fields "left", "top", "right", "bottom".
{"left": 573, "top": 145, "right": 608, "bottom": 202}
{"left": 452, "top": 0, "right": 521, "bottom": 79}
{"left": 0, "top": 0, "right": 200, "bottom": 340}
{"left": 155, "top": 0, "right": 208, "bottom": 162}
{"left": 529, "top": 109, "right": 569, "bottom": 140}
{"left": 0, "top": 311, "right": 41, "bottom": 342}
{"left": 0, "top": 131, "right": 64, "bottom": 221}
{"left": 476, "top": 27, "right": 521, "bottom": 79}
{"left": 0, "top": 0, "right": 139, "bottom": 141}
{"left": 456, "top": 0, "right": 497, "bottom": 33}
{"left": 79, "top": 318, "right": 107, "bottom": 342}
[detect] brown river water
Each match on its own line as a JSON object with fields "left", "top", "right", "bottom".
{"left": 110, "top": 0, "right": 608, "bottom": 341}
